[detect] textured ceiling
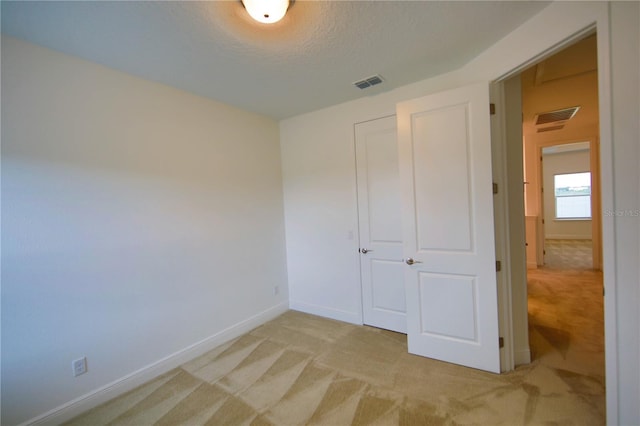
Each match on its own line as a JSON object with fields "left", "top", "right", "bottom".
{"left": 1, "top": 1, "right": 550, "bottom": 119}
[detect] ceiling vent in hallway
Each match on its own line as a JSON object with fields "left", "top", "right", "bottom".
{"left": 534, "top": 106, "right": 580, "bottom": 125}
{"left": 353, "top": 75, "right": 384, "bottom": 90}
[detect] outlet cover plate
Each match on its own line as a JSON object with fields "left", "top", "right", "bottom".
{"left": 72, "top": 357, "right": 87, "bottom": 377}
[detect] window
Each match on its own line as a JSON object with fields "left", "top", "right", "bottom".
{"left": 554, "top": 172, "right": 591, "bottom": 219}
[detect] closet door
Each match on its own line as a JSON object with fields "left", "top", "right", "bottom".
{"left": 355, "top": 116, "right": 406, "bottom": 333}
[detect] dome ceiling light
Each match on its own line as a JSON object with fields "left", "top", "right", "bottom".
{"left": 241, "top": 0, "right": 290, "bottom": 24}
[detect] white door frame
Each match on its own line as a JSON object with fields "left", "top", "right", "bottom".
{"left": 535, "top": 137, "right": 602, "bottom": 270}
{"left": 491, "top": 22, "right": 617, "bottom": 423}
{"left": 490, "top": 78, "right": 527, "bottom": 372}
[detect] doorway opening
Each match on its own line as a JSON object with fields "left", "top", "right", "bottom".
{"left": 520, "top": 33, "right": 605, "bottom": 408}
{"left": 537, "top": 141, "right": 598, "bottom": 270}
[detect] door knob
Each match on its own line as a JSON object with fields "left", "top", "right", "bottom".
{"left": 360, "top": 248, "right": 373, "bottom": 254}
{"left": 405, "top": 257, "right": 422, "bottom": 265}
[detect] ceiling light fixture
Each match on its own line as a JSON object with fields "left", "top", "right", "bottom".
{"left": 242, "top": 0, "right": 290, "bottom": 24}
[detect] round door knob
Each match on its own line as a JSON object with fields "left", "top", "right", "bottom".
{"left": 405, "top": 257, "right": 422, "bottom": 265}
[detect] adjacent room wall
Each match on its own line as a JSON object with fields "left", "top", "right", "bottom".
{"left": 1, "top": 37, "right": 289, "bottom": 425}
{"left": 542, "top": 149, "right": 592, "bottom": 239}
{"left": 280, "top": 2, "right": 639, "bottom": 424}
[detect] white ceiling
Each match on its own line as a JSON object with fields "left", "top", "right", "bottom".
{"left": 1, "top": 1, "right": 550, "bottom": 119}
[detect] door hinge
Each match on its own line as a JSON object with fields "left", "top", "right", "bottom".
{"left": 499, "top": 337, "right": 504, "bottom": 348}
{"left": 493, "top": 182, "right": 498, "bottom": 194}
{"left": 496, "top": 260, "right": 502, "bottom": 272}
{"left": 490, "top": 103, "right": 496, "bottom": 115}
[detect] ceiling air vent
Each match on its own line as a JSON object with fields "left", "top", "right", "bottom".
{"left": 537, "top": 125, "right": 565, "bottom": 133}
{"left": 534, "top": 106, "right": 580, "bottom": 125}
{"left": 354, "top": 75, "right": 384, "bottom": 90}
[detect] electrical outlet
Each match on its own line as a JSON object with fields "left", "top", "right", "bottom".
{"left": 72, "top": 357, "right": 87, "bottom": 377}
{"left": 273, "top": 285, "right": 279, "bottom": 295}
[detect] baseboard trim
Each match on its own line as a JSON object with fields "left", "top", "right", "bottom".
{"left": 546, "top": 235, "right": 592, "bottom": 240}
{"left": 289, "top": 300, "right": 362, "bottom": 325}
{"left": 514, "top": 348, "right": 532, "bottom": 366}
{"left": 24, "top": 302, "right": 289, "bottom": 426}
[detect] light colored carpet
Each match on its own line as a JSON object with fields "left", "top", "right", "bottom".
{"left": 67, "top": 266, "right": 605, "bottom": 426}
{"left": 544, "top": 239, "right": 593, "bottom": 270}
{"left": 527, "top": 266, "right": 605, "bottom": 395}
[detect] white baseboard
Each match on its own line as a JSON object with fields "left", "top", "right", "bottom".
{"left": 25, "top": 302, "right": 289, "bottom": 426}
{"left": 545, "top": 235, "right": 592, "bottom": 240}
{"left": 289, "top": 300, "right": 362, "bottom": 325}
{"left": 514, "top": 348, "right": 532, "bottom": 366}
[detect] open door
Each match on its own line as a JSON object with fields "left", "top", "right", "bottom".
{"left": 397, "top": 83, "right": 501, "bottom": 373}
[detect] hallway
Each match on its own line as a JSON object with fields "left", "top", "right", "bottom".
{"left": 527, "top": 239, "right": 605, "bottom": 417}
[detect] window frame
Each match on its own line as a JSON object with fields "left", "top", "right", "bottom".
{"left": 553, "top": 171, "right": 592, "bottom": 220}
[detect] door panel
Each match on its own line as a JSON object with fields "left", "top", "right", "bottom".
{"left": 397, "top": 83, "right": 500, "bottom": 373}
{"left": 366, "top": 132, "right": 403, "bottom": 243}
{"left": 371, "top": 260, "right": 406, "bottom": 314}
{"left": 355, "top": 116, "right": 406, "bottom": 333}
{"left": 418, "top": 273, "right": 477, "bottom": 340}
{"left": 413, "top": 106, "right": 472, "bottom": 251}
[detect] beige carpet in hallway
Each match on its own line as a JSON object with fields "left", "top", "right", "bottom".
{"left": 527, "top": 265, "right": 605, "bottom": 407}
{"left": 543, "top": 239, "right": 593, "bottom": 270}
{"left": 67, "top": 266, "right": 606, "bottom": 426}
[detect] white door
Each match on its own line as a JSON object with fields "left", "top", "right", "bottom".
{"left": 397, "top": 83, "right": 501, "bottom": 373}
{"left": 355, "top": 116, "right": 406, "bottom": 333}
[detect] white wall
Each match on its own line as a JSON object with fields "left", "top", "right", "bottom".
{"left": 607, "top": 2, "right": 639, "bottom": 423}
{"left": 1, "top": 37, "right": 289, "bottom": 425}
{"left": 280, "top": 2, "right": 639, "bottom": 424}
{"left": 543, "top": 149, "right": 592, "bottom": 239}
